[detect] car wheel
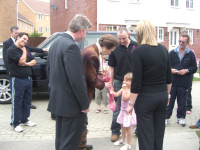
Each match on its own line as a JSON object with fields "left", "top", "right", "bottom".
{"left": 0, "top": 74, "right": 11, "bottom": 104}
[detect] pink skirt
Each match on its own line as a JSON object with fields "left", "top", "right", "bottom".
{"left": 117, "top": 109, "right": 137, "bottom": 127}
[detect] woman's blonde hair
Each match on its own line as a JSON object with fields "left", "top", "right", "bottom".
{"left": 124, "top": 72, "right": 133, "bottom": 81}
{"left": 136, "top": 20, "right": 158, "bottom": 46}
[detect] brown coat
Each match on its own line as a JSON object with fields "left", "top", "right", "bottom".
{"left": 81, "top": 44, "right": 105, "bottom": 101}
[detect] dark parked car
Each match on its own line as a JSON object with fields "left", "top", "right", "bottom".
{"left": 0, "top": 31, "right": 136, "bottom": 104}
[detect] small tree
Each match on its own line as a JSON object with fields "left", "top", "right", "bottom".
{"left": 29, "top": 29, "right": 43, "bottom": 37}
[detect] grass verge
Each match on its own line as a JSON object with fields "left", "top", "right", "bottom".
{"left": 196, "top": 131, "right": 200, "bottom": 139}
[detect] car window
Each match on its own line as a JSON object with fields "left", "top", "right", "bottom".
{"left": 38, "top": 33, "right": 62, "bottom": 49}
{"left": 83, "top": 34, "right": 103, "bottom": 48}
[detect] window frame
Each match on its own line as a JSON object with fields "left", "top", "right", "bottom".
{"left": 46, "top": 27, "right": 50, "bottom": 33}
{"left": 106, "top": 26, "right": 118, "bottom": 31}
{"left": 171, "top": 0, "right": 179, "bottom": 7}
{"left": 39, "top": 27, "right": 43, "bottom": 33}
{"left": 39, "top": 14, "right": 43, "bottom": 20}
{"left": 186, "top": 0, "right": 193, "bottom": 9}
{"left": 185, "top": 29, "right": 193, "bottom": 44}
{"left": 158, "top": 28, "right": 164, "bottom": 42}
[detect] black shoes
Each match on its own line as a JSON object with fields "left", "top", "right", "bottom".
{"left": 86, "top": 145, "right": 93, "bottom": 150}
{"left": 31, "top": 104, "right": 37, "bottom": 109}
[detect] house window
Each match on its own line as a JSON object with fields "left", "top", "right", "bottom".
{"left": 46, "top": 27, "right": 50, "bottom": 32}
{"left": 46, "top": 15, "right": 49, "bottom": 20}
{"left": 186, "top": 29, "right": 193, "bottom": 43}
{"left": 106, "top": 26, "right": 118, "bottom": 31}
{"left": 39, "top": 27, "right": 43, "bottom": 33}
{"left": 20, "top": 21, "right": 22, "bottom": 28}
{"left": 65, "top": 0, "right": 67, "bottom": 9}
{"left": 25, "top": 24, "right": 28, "bottom": 30}
{"left": 39, "top": 14, "right": 43, "bottom": 20}
{"left": 158, "top": 28, "right": 164, "bottom": 42}
{"left": 171, "top": 0, "right": 179, "bottom": 7}
{"left": 186, "top": 0, "right": 193, "bottom": 9}
{"left": 30, "top": 26, "right": 33, "bottom": 32}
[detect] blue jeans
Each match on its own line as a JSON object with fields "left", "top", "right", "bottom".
{"left": 110, "top": 79, "right": 122, "bottom": 135}
{"left": 196, "top": 119, "right": 200, "bottom": 128}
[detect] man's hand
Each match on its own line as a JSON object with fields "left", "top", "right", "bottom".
{"left": 82, "top": 108, "right": 90, "bottom": 113}
{"left": 42, "top": 48, "right": 48, "bottom": 52}
{"left": 178, "top": 69, "right": 188, "bottom": 75}
{"left": 21, "top": 46, "right": 26, "bottom": 52}
{"left": 171, "top": 68, "right": 179, "bottom": 74}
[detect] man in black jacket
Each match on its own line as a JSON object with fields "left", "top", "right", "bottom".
{"left": 47, "top": 14, "right": 91, "bottom": 150}
{"left": 3, "top": 26, "right": 47, "bottom": 109}
{"left": 165, "top": 34, "right": 197, "bottom": 127}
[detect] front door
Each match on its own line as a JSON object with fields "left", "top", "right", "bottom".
{"left": 169, "top": 29, "right": 179, "bottom": 51}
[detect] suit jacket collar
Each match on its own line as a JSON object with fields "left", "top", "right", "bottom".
{"left": 62, "top": 33, "right": 75, "bottom": 42}
{"left": 8, "top": 38, "right": 14, "bottom": 45}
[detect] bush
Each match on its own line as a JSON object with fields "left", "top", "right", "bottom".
{"left": 29, "top": 30, "right": 43, "bottom": 37}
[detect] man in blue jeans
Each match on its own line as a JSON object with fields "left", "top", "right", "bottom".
{"left": 108, "top": 27, "right": 138, "bottom": 142}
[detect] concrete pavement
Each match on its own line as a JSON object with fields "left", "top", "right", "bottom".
{"left": 0, "top": 82, "right": 200, "bottom": 150}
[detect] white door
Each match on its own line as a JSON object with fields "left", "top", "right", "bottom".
{"left": 169, "top": 29, "right": 179, "bottom": 51}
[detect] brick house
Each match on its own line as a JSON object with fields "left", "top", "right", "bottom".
{"left": 0, "top": 0, "right": 17, "bottom": 44}
{"left": 18, "top": 12, "right": 34, "bottom": 34}
{"left": 18, "top": 0, "right": 50, "bottom": 37}
{"left": 50, "top": 0, "right": 200, "bottom": 60}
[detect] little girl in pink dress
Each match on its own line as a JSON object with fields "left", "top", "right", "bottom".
{"left": 111, "top": 73, "right": 137, "bottom": 150}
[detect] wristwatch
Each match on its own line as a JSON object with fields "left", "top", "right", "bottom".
{"left": 186, "top": 69, "right": 189, "bottom": 73}
{"left": 129, "top": 103, "right": 134, "bottom": 106}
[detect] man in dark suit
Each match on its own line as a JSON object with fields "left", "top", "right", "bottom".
{"left": 3, "top": 26, "right": 47, "bottom": 109}
{"left": 47, "top": 14, "right": 92, "bottom": 150}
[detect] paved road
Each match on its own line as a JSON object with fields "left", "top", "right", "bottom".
{"left": 0, "top": 82, "right": 200, "bottom": 150}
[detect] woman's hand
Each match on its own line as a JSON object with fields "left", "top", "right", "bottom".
{"left": 126, "top": 105, "right": 133, "bottom": 115}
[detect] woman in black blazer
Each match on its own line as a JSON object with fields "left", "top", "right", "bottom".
{"left": 126, "top": 20, "right": 172, "bottom": 150}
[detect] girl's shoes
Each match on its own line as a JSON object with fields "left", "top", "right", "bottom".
{"left": 113, "top": 139, "right": 126, "bottom": 146}
{"left": 120, "top": 144, "right": 131, "bottom": 150}
{"left": 104, "top": 109, "right": 108, "bottom": 114}
{"left": 96, "top": 109, "right": 101, "bottom": 113}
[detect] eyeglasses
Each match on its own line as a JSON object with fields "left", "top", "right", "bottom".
{"left": 179, "top": 40, "right": 186, "bottom": 44}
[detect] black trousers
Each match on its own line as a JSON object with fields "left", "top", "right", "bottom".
{"left": 135, "top": 92, "right": 168, "bottom": 150}
{"left": 166, "top": 86, "right": 188, "bottom": 119}
{"left": 56, "top": 115, "right": 86, "bottom": 150}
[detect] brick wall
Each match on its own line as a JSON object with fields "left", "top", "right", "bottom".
{"left": 0, "top": 0, "right": 17, "bottom": 43}
{"left": 50, "top": 0, "right": 97, "bottom": 34}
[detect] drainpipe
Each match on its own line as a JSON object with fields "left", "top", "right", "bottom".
{"left": 16, "top": 0, "right": 20, "bottom": 26}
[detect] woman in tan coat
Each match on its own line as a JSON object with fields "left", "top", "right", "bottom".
{"left": 79, "top": 34, "right": 119, "bottom": 150}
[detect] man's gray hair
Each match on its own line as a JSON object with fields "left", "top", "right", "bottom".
{"left": 68, "top": 14, "right": 92, "bottom": 33}
{"left": 10, "top": 26, "right": 19, "bottom": 32}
